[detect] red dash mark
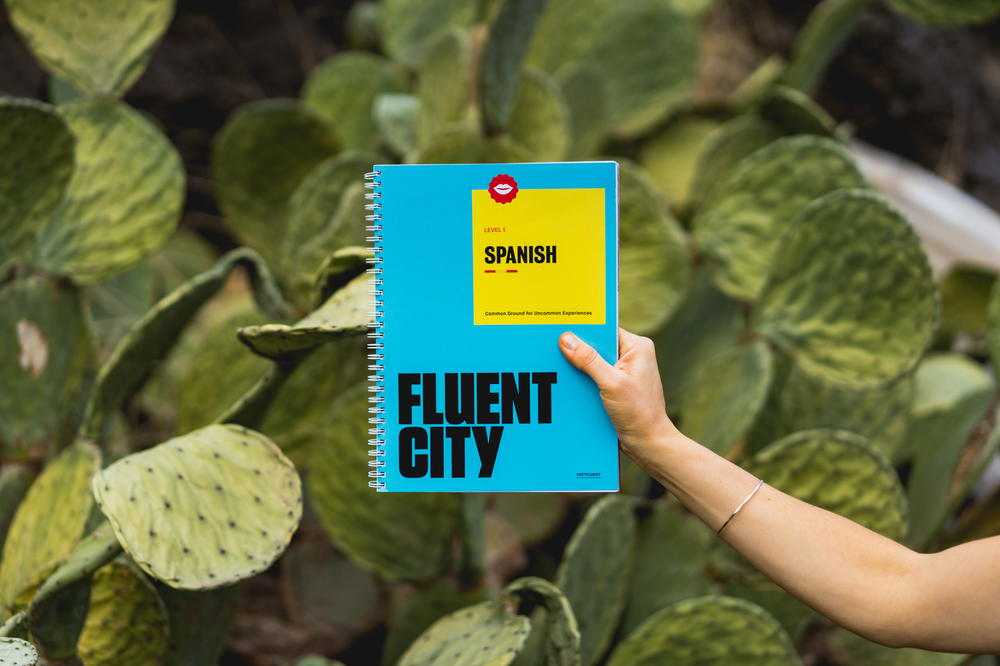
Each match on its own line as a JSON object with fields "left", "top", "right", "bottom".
{"left": 506, "top": 270, "right": 518, "bottom": 273}
{"left": 484, "top": 269, "right": 496, "bottom": 273}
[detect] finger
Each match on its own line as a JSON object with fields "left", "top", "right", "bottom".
{"left": 618, "top": 327, "right": 646, "bottom": 356}
{"left": 559, "top": 331, "right": 621, "bottom": 389}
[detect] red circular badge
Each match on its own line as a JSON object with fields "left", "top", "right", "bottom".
{"left": 488, "top": 174, "right": 518, "bottom": 204}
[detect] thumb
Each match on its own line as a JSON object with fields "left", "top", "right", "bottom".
{"left": 559, "top": 332, "right": 620, "bottom": 389}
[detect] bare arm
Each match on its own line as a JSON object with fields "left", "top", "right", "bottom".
{"left": 558, "top": 328, "right": 1000, "bottom": 653}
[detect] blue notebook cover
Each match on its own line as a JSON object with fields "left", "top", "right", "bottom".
{"left": 368, "top": 161, "right": 619, "bottom": 492}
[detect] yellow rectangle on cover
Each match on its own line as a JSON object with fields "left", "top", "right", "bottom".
{"left": 472, "top": 188, "right": 605, "bottom": 325}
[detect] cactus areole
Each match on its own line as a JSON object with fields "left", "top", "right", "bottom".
{"left": 396, "top": 371, "right": 557, "bottom": 478}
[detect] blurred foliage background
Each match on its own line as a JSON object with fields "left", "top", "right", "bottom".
{"left": 1, "top": 1, "right": 1000, "bottom": 665}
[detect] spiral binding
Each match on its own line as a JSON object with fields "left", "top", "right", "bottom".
{"left": 365, "top": 170, "right": 386, "bottom": 490}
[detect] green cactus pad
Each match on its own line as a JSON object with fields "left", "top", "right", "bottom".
{"left": 0, "top": 638, "right": 37, "bottom": 665}
{"left": 637, "top": 115, "right": 723, "bottom": 210}
{"left": 507, "top": 68, "right": 570, "bottom": 161}
{"left": 293, "top": 657, "right": 347, "bottom": 666}
{"left": 237, "top": 271, "right": 370, "bottom": 360}
{"left": 309, "top": 385, "right": 459, "bottom": 581}
{"left": 759, "top": 87, "right": 836, "bottom": 137}
{"left": 827, "top": 627, "right": 969, "bottom": 665}
{"left": 76, "top": 559, "right": 169, "bottom": 665}
{"left": 527, "top": 0, "right": 697, "bottom": 136}
{"left": 383, "top": 580, "right": 491, "bottom": 666}
{"left": 504, "top": 577, "right": 581, "bottom": 666}
{"left": 618, "top": 162, "right": 692, "bottom": 335}
{"left": 748, "top": 429, "right": 908, "bottom": 540}
{"left": 622, "top": 498, "right": 714, "bottom": 634}
{"left": 693, "top": 135, "right": 866, "bottom": 301}
{"left": 415, "top": 128, "right": 533, "bottom": 164}
{"left": 755, "top": 189, "right": 937, "bottom": 386}
{"left": 374, "top": 93, "right": 419, "bottom": 158}
{"left": 282, "top": 534, "right": 381, "bottom": 635}
{"left": 211, "top": 99, "right": 338, "bottom": 267}
{"left": 886, "top": 0, "right": 1000, "bottom": 25}
{"left": 417, "top": 28, "right": 473, "bottom": 148}
{"left": 479, "top": 0, "right": 550, "bottom": 135}
{"left": 555, "top": 496, "right": 637, "bottom": 666}
{"left": 312, "top": 247, "right": 373, "bottom": 308}
{"left": 558, "top": 65, "right": 609, "bottom": 160}
{"left": 651, "top": 268, "right": 744, "bottom": 407}
{"left": 0, "top": 99, "right": 74, "bottom": 268}
{"left": 280, "top": 152, "right": 378, "bottom": 300}
{"left": 0, "top": 442, "right": 100, "bottom": 616}
{"left": 159, "top": 585, "right": 239, "bottom": 666}
{"left": 689, "top": 114, "right": 784, "bottom": 206}
{"left": 903, "top": 354, "right": 994, "bottom": 548}
{"left": 938, "top": 266, "right": 997, "bottom": 342}
{"left": 0, "top": 277, "right": 95, "bottom": 458}
{"left": 680, "top": 341, "right": 774, "bottom": 455}
{"left": 302, "top": 52, "right": 406, "bottom": 151}
{"left": 5, "top": 0, "right": 172, "bottom": 95}
{"left": 988, "top": 279, "right": 1000, "bottom": 371}
{"left": 398, "top": 601, "right": 531, "bottom": 666}
{"left": 33, "top": 97, "right": 184, "bottom": 283}
{"left": 721, "top": 570, "right": 817, "bottom": 645}
{"left": 92, "top": 424, "right": 302, "bottom": 589}
{"left": 608, "top": 595, "right": 798, "bottom": 665}
{"left": 491, "top": 494, "right": 568, "bottom": 547}
{"left": 380, "top": 0, "right": 476, "bottom": 64}
{"left": 0, "top": 465, "right": 30, "bottom": 554}
{"left": 83, "top": 248, "right": 288, "bottom": 439}
{"left": 26, "top": 525, "right": 119, "bottom": 658}
{"left": 749, "top": 364, "right": 914, "bottom": 460}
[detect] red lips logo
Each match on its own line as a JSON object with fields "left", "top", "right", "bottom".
{"left": 488, "top": 174, "right": 518, "bottom": 204}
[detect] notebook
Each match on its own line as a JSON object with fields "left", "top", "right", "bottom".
{"left": 366, "top": 161, "right": 619, "bottom": 492}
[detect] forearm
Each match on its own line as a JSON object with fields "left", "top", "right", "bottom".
{"left": 630, "top": 425, "right": 919, "bottom": 648}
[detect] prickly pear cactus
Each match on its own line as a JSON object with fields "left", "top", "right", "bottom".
{"left": 0, "top": 637, "right": 37, "bottom": 666}
{"left": 504, "top": 577, "right": 581, "bottom": 666}
{"left": 379, "top": 0, "right": 476, "bottom": 64}
{"left": 211, "top": 99, "right": 339, "bottom": 267}
{"left": 693, "top": 135, "right": 866, "bottom": 301}
{"left": 827, "top": 627, "right": 969, "bottom": 665}
{"left": 4, "top": 0, "right": 172, "bottom": 95}
{"left": 280, "top": 152, "right": 379, "bottom": 301}
{"left": 526, "top": 0, "right": 698, "bottom": 137}
{"left": 302, "top": 53, "right": 405, "bottom": 151}
{"left": 398, "top": 601, "right": 531, "bottom": 666}
{"left": 747, "top": 429, "right": 908, "bottom": 540}
{"left": 988, "top": 280, "right": 1000, "bottom": 371}
{"left": 33, "top": 97, "right": 184, "bottom": 283}
{"left": 76, "top": 559, "right": 169, "bottom": 666}
{"left": 886, "top": 0, "right": 1000, "bottom": 25}
{"left": 415, "top": 127, "right": 532, "bottom": 164}
{"left": 308, "top": 385, "right": 459, "bottom": 581}
{"left": 0, "top": 99, "right": 73, "bottom": 269}
{"left": 159, "top": 585, "right": 239, "bottom": 666}
{"left": 0, "top": 276, "right": 96, "bottom": 458}
{"left": 680, "top": 341, "right": 774, "bottom": 455}
{"left": 618, "top": 162, "right": 691, "bottom": 335}
{"left": 83, "top": 247, "right": 288, "bottom": 439}
{"left": 237, "top": 271, "right": 371, "bottom": 360}
{"left": 416, "top": 28, "right": 472, "bottom": 149}
{"left": 607, "top": 596, "right": 799, "bottom": 666}
{"left": 747, "top": 362, "right": 914, "bottom": 460}
{"left": 92, "top": 424, "right": 302, "bottom": 589}
{"left": 0, "top": 441, "right": 101, "bottom": 615}
{"left": 903, "top": 354, "right": 994, "bottom": 548}
{"left": 555, "top": 496, "right": 636, "bottom": 666}
{"left": 755, "top": 189, "right": 938, "bottom": 387}
{"left": 382, "top": 580, "right": 490, "bottom": 666}
{"left": 27, "top": 524, "right": 122, "bottom": 658}
{"left": 622, "top": 498, "right": 714, "bottom": 634}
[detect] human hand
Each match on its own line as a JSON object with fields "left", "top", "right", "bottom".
{"left": 558, "top": 328, "right": 681, "bottom": 459}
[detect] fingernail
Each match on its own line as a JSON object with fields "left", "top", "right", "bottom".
{"left": 561, "top": 332, "right": 579, "bottom": 349}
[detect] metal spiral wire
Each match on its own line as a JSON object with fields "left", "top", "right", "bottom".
{"left": 364, "top": 170, "right": 387, "bottom": 490}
